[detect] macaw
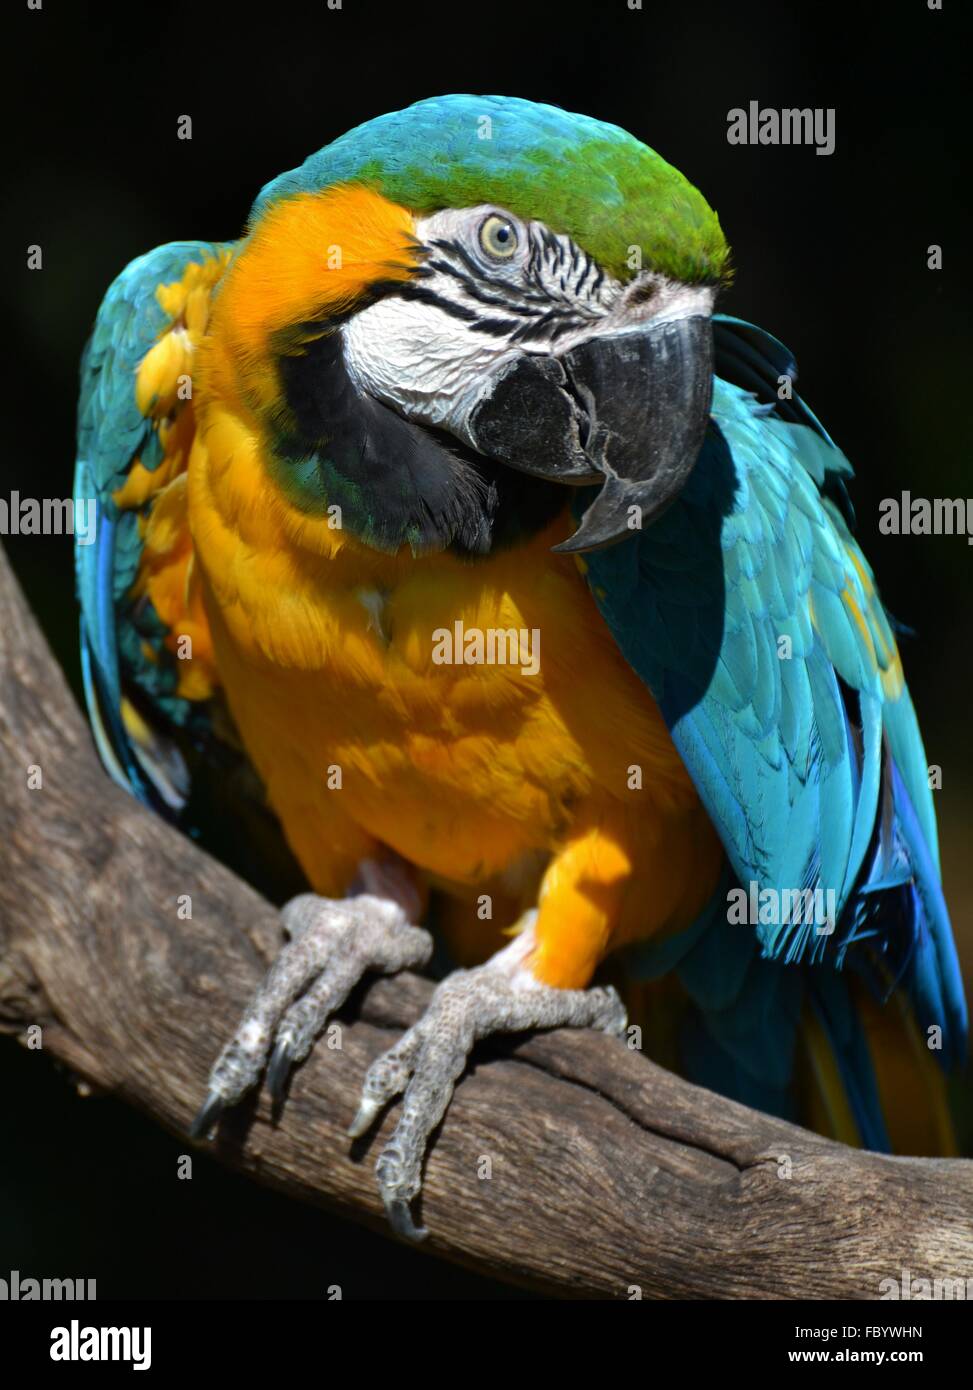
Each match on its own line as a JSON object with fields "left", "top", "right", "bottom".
{"left": 75, "top": 94, "right": 967, "bottom": 1239}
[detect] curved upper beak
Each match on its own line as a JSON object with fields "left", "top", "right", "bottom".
{"left": 465, "top": 312, "right": 714, "bottom": 554}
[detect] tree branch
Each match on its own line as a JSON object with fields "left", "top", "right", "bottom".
{"left": 0, "top": 541, "right": 970, "bottom": 1299}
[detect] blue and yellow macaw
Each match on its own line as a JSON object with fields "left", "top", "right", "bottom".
{"left": 75, "top": 95, "right": 967, "bottom": 1238}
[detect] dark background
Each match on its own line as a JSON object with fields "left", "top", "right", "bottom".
{"left": 2, "top": 0, "right": 970, "bottom": 1298}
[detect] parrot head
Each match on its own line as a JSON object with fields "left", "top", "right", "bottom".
{"left": 210, "top": 94, "right": 729, "bottom": 555}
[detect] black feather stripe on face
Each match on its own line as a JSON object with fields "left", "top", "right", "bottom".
{"left": 394, "top": 227, "right": 609, "bottom": 345}
{"left": 270, "top": 315, "right": 568, "bottom": 557}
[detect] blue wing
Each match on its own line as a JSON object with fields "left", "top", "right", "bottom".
{"left": 582, "top": 316, "right": 967, "bottom": 1144}
{"left": 74, "top": 240, "right": 232, "bottom": 811}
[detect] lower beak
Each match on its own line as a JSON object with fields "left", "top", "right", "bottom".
{"left": 465, "top": 314, "right": 713, "bottom": 554}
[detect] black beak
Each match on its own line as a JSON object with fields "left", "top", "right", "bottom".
{"left": 465, "top": 315, "right": 713, "bottom": 554}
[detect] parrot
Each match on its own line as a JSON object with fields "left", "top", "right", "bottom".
{"left": 74, "top": 94, "right": 967, "bottom": 1240}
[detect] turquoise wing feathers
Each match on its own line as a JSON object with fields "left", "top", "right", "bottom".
{"left": 582, "top": 316, "right": 967, "bottom": 1093}
{"left": 73, "top": 240, "right": 232, "bottom": 811}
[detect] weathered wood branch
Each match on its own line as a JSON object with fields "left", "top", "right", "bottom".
{"left": 0, "top": 541, "right": 970, "bottom": 1299}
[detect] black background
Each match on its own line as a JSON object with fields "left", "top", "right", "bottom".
{"left": 2, "top": 0, "right": 970, "bottom": 1298}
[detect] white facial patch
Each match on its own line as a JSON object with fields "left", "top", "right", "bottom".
{"left": 342, "top": 288, "right": 521, "bottom": 435}
{"left": 340, "top": 204, "right": 713, "bottom": 447}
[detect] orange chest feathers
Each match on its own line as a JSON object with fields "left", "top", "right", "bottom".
{"left": 184, "top": 396, "right": 705, "bottom": 897}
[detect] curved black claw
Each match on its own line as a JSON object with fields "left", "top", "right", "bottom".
{"left": 190, "top": 1091, "right": 225, "bottom": 1140}
{"left": 266, "top": 1039, "right": 295, "bottom": 1105}
{"left": 347, "top": 1095, "right": 382, "bottom": 1140}
{"left": 386, "top": 1198, "right": 428, "bottom": 1243}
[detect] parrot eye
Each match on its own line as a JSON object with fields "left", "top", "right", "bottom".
{"left": 478, "top": 214, "right": 519, "bottom": 261}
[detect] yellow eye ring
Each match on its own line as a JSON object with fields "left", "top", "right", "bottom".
{"left": 479, "top": 214, "right": 518, "bottom": 260}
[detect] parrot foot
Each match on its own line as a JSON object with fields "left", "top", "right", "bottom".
{"left": 350, "top": 929, "right": 628, "bottom": 1241}
{"left": 190, "top": 888, "right": 432, "bottom": 1138}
